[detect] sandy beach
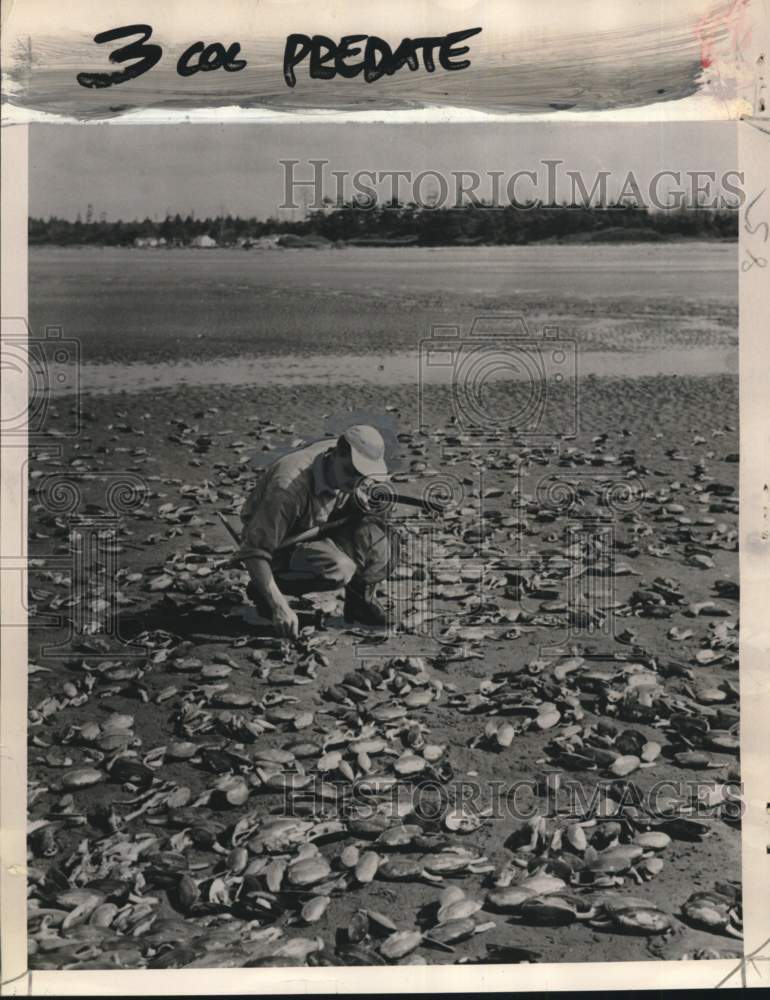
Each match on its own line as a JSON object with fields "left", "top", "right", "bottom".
{"left": 25, "top": 243, "right": 740, "bottom": 968}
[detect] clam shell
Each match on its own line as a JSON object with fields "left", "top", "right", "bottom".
{"left": 613, "top": 906, "right": 672, "bottom": 934}
{"left": 518, "top": 894, "right": 580, "bottom": 926}
{"left": 214, "top": 692, "right": 255, "bottom": 708}
{"left": 639, "top": 857, "right": 664, "bottom": 877}
{"left": 674, "top": 751, "right": 715, "bottom": 768}
{"left": 317, "top": 751, "right": 342, "bottom": 772}
{"left": 286, "top": 857, "right": 332, "bottom": 888}
{"left": 102, "top": 713, "right": 135, "bottom": 733}
{"left": 339, "top": 845, "right": 360, "bottom": 869}
{"left": 88, "top": 903, "right": 119, "bottom": 928}
{"left": 404, "top": 688, "right": 433, "bottom": 709}
{"left": 443, "top": 809, "right": 483, "bottom": 834}
{"left": 369, "top": 703, "right": 407, "bottom": 723}
{"left": 165, "top": 785, "right": 192, "bottom": 809}
{"left": 634, "top": 832, "right": 671, "bottom": 851}
{"left": 535, "top": 709, "right": 561, "bottom": 730}
{"left": 56, "top": 889, "right": 105, "bottom": 912}
{"left": 167, "top": 741, "right": 199, "bottom": 761}
{"left": 428, "top": 916, "right": 476, "bottom": 944}
{"left": 355, "top": 852, "right": 380, "bottom": 884}
{"left": 393, "top": 754, "right": 426, "bottom": 777}
{"left": 641, "top": 741, "right": 661, "bottom": 763}
{"left": 609, "top": 755, "right": 640, "bottom": 777}
{"left": 219, "top": 845, "right": 247, "bottom": 876}
{"left": 367, "top": 909, "right": 397, "bottom": 933}
{"left": 61, "top": 768, "right": 105, "bottom": 790}
{"left": 177, "top": 875, "right": 200, "bottom": 911}
{"left": 437, "top": 898, "right": 482, "bottom": 923}
{"left": 202, "top": 664, "right": 232, "bottom": 679}
{"left": 214, "top": 774, "right": 249, "bottom": 806}
{"left": 349, "top": 738, "right": 387, "bottom": 757}
{"left": 565, "top": 824, "right": 588, "bottom": 852}
{"left": 438, "top": 886, "right": 466, "bottom": 908}
{"left": 379, "top": 930, "right": 423, "bottom": 960}
{"left": 301, "top": 896, "right": 330, "bottom": 924}
{"left": 265, "top": 859, "right": 286, "bottom": 893}
{"left": 378, "top": 858, "right": 422, "bottom": 881}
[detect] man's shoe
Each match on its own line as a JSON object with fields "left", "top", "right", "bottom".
{"left": 343, "top": 577, "right": 388, "bottom": 627}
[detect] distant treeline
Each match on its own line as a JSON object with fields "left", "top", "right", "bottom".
{"left": 28, "top": 201, "right": 738, "bottom": 248}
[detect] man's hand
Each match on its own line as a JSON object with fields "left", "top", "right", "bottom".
{"left": 245, "top": 557, "right": 299, "bottom": 639}
{"left": 273, "top": 602, "right": 299, "bottom": 639}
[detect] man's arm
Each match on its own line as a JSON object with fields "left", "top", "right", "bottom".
{"left": 244, "top": 556, "right": 299, "bottom": 639}
{"left": 239, "top": 482, "right": 302, "bottom": 638}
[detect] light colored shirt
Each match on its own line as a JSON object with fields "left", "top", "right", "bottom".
{"left": 238, "top": 439, "right": 351, "bottom": 562}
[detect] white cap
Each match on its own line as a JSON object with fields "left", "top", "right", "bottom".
{"left": 343, "top": 425, "right": 388, "bottom": 476}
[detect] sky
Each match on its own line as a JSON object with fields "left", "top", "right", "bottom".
{"left": 29, "top": 122, "right": 740, "bottom": 221}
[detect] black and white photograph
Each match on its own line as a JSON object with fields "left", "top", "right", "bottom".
{"left": 16, "top": 119, "right": 746, "bottom": 973}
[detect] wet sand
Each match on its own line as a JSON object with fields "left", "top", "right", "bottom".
{"left": 27, "top": 373, "right": 740, "bottom": 968}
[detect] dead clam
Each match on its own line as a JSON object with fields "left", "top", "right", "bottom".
{"left": 374, "top": 823, "right": 424, "bottom": 850}
{"left": 516, "top": 893, "right": 596, "bottom": 926}
{"left": 673, "top": 750, "right": 722, "bottom": 769}
{"left": 422, "top": 848, "right": 493, "bottom": 877}
{"left": 680, "top": 888, "right": 742, "bottom": 938}
{"left": 590, "top": 895, "right": 673, "bottom": 935}
{"left": 663, "top": 816, "right": 713, "bottom": 842}
{"left": 299, "top": 895, "right": 330, "bottom": 924}
{"left": 436, "top": 895, "right": 483, "bottom": 924}
{"left": 424, "top": 917, "right": 495, "bottom": 950}
{"left": 443, "top": 805, "right": 491, "bottom": 834}
{"left": 244, "top": 817, "right": 319, "bottom": 854}
{"left": 578, "top": 845, "right": 646, "bottom": 883}
{"left": 59, "top": 767, "right": 106, "bottom": 791}
{"left": 485, "top": 874, "right": 568, "bottom": 913}
{"left": 337, "top": 844, "right": 359, "bottom": 869}
{"left": 636, "top": 857, "right": 665, "bottom": 880}
{"left": 285, "top": 856, "right": 333, "bottom": 889}
{"left": 354, "top": 850, "right": 380, "bottom": 884}
{"left": 210, "top": 774, "right": 250, "bottom": 808}
{"left": 379, "top": 929, "right": 424, "bottom": 962}
{"left": 376, "top": 858, "right": 443, "bottom": 884}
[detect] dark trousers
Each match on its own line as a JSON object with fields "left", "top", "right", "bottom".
{"left": 271, "top": 515, "right": 395, "bottom": 596}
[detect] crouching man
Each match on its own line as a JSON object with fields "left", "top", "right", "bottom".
{"left": 238, "top": 425, "right": 397, "bottom": 638}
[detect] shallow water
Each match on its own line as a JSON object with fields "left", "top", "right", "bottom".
{"left": 53, "top": 346, "right": 737, "bottom": 396}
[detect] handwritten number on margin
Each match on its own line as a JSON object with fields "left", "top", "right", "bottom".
{"left": 77, "top": 24, "right": 163, "bottom": 89}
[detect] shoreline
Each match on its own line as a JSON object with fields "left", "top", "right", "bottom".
{"left": 29, "top": 237, "right": 739, "bottom": 251}
{"left": 51, "top": 347, "right": 738, "bottom": 397}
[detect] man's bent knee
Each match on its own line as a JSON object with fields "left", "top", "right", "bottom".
{"left": 287, "top": 541, "right": 356, "bottom": 587}
{"left": 325, "top": 551, "right": 356, "bottom": 586}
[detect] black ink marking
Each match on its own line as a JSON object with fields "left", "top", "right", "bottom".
{"left": 176, "top": 40, "right": 247, "bottom": 77}
{"left": 76, "top": 24, "right": 162, "bottom": 89}
{"left": 282, "top": 28, "right": 482, "bottom": 88}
